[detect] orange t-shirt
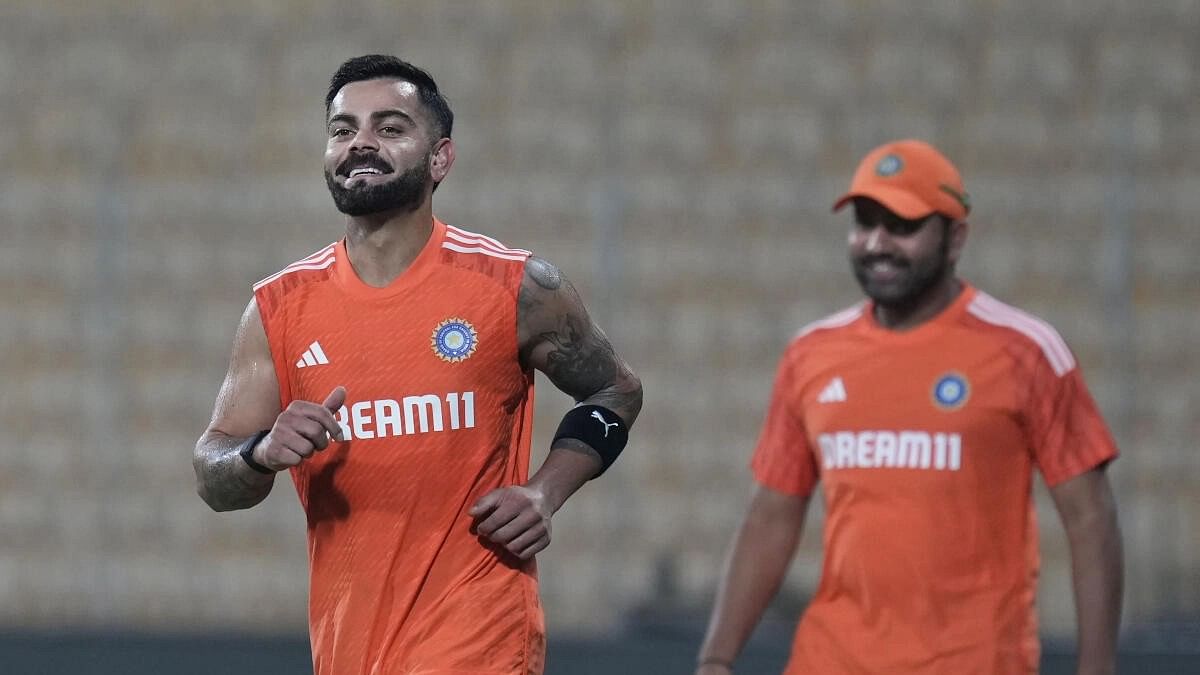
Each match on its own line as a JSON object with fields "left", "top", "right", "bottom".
{"left": 254, "top": 219, "right": 545, "bottom": 675}
{"left": 752, "top": 283, "right": 1118, "bottom": 675}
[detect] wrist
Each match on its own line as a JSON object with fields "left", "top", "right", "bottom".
{"left": 520, "top": 478, "right": 560, "bottom": 515}
{"left": 529, "top": 443, "right": 598, "bottom": 512}
{"left": 237, "top": 430, "right": 275, "bottom": 474}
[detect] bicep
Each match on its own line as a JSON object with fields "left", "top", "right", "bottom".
{"left": 517, "top": 257, "right": 640, "bottom": 419}
{"left": 1048, "top": 464, "right": 1117, "bottom": 530}
{"left": 205, "top": 298, "right": 283, "bottom": 438}
{"left": 747, "top": 483, "right": 810, "bottom": 530}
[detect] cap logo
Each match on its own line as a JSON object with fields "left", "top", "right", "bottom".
{"left": 876, "top": 154, "right": 903, "bottom": 177}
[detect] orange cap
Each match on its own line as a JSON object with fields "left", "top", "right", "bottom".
{"left": 832, "top": 139, "right": 970, "bottom": 221}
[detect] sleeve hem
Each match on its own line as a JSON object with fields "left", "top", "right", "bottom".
{"left": 751, "top": 467, "right": 816, "bottom": 498}
{"left": 1041, "top": 450, "right": 1118, "bottom": 488}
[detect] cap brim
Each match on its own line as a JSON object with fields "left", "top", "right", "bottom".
{"left": 832, "top": 186, "right": 936, "bottom": 221}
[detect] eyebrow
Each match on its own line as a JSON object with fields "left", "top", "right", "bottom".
{"left": 327, "top": 109, "right": 417, "bottom": 128}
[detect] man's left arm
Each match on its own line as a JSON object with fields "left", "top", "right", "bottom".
{"left": 1048, "top": 464, "right": 1123, "bottom": 675}
{"left": 470, "top": 256, "right": 643, "bottom": 560}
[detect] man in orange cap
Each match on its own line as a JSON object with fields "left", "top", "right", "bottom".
{"left": 696, "top": 140, "right": 1123, "bottom": 674}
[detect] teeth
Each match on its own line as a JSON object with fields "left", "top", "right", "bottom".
{"left": 349, "top": 168, "right": 382, "bottom": 177}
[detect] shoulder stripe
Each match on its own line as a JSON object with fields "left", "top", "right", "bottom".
{"left": 793, "top": 304, "right": 865, "bottom": 341}
{"left": 252, "top": 257, "right": 336, "bottom": 290}
{"left": 445, "top": 229, "right": 523, "bottom": 255}
{"left": 967, "top": 292, "right": 1075, "bottom": 376}
{"left": 441, "top": 241, "right": 530, "bottom": 261}
{"left": 971, "top": 293, "right": 1075, "bottom": 373}
{"left": 445, "top": 224, "right": 512, "bottom": 249}
{"left": 253, "top": 244, "right": 337, "bottom": 290}
{"left": 445, "top": 228, "right": 532, "bottom": 256}
{"left": 295, "top": 243, "right": 338, "bottom": 264}
{"left": 445, "top": 225, "right": 531, "bottom": 256}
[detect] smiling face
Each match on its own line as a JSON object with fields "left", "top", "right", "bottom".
{"left": 848, "top": 197, "right": 964, "bottom": 309}
{"left": 322, "top": 77, "right": 452, "bottom": 217}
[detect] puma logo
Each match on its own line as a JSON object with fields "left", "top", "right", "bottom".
{"left": 591, "top": 410, "right": 620, "bottom": 437}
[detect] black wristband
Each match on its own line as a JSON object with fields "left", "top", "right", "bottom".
{"left": 237, "top": 430, "right": 274, "bottom": 474}
{"left": 552, "top": 405, "right": 628, "bottom": 478}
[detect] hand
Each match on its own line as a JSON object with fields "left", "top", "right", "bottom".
{"left": 255, "top": 386, "right": 346, "bottom": 471}
{"left": 695, "top": 664, "right": 734, "bottom": 675}
{"left": 469, "top": 485, "right": 552, "bottom": 560}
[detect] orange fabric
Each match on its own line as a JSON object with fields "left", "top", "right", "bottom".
{"left": 751, "top": 283, "right": 1118, "bottom": 675}
{"left": 255, "top": 219, "right": 545, "bottom": 675}
{"left": 832, "top": 139, "right": 971, "bottom": 221}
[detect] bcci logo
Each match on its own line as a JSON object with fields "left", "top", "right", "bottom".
{"left": 431, "top": 318, "right": 478, "bottom": 363}
{"left": 876, "top": 154, "right": 903, "bottom": 177}
{"left": 932, "top": 372, "right": 969, "bottom": 410}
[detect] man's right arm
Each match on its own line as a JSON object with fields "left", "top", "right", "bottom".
{"left": 195, "top": 298, "right": 348, "bottom": 512}
{"left": 193, "top": 299, "right": 286, "bottom": 511}
{"left": 696, "top": 484, "right": 810, "bottom": 674}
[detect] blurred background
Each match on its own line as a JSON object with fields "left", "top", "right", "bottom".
{"left": 1, "top": 0, "right": 1197, "bottom": 673}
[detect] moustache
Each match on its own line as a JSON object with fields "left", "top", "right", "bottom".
{"left": 336, "top": 153, "right": 394, "bottom": 177}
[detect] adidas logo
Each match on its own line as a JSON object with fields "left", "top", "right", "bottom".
{"left": 295, "top": 341, "right": 330, "bottom": 368}
{"left": 817, "top": 376, "right": 846, "bottom": 403}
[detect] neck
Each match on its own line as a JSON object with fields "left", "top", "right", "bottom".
{"left": 873, "top": 276, "right": 963, "bottom": 331}
{"left": 343, "top": 202, "right": 435, "bottom": 288}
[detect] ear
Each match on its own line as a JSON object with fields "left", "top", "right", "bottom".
{"left": 947, "top": 219, "right": 970, "bottom": 264}
{"left": 430, "top": 138, "right": 455, "bottom": 183}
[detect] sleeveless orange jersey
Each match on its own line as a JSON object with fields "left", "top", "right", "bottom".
{"left": 254, "top": 219, "right": 545, "bottom": 675}
{"left": 752, "top": 283, "right": 1119, "bottom": 675}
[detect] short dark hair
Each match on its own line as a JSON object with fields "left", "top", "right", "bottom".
{"left": 325, "top": 55, "right": 454, "bottom": 140}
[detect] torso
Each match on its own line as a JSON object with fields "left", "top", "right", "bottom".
{"left": 253, "top": 219, "right": 546, "bottom": 675}
{"left": 758, "top": 285, "right": 1100, "bottom": 674}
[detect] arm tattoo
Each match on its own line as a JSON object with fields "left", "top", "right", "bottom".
{"left": 540, "top": 314, "right": 619, "bottom": 401}
{"left": 194, "top": 434, "right": 274, "bottom": 511}
{"left": 520, "top": 257, "right": 643, "bottom": 425}
{"left": 537, "top": 308, "right": 642, "bottom": 424}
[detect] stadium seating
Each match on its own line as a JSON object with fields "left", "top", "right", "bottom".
{"left": 1, "top": 0, "right": 1196, "bottom": 640}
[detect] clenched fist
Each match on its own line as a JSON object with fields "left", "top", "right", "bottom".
{"left": 469, "top": 485, "right": 553, "bottom": 560}
{"left": 253, "top": 386, "right": 346, "bottom": 471}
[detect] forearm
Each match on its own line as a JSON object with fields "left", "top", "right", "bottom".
{"left": 534, "top": 371, "right": 642, "bottom": 499}
{"left": 515, "top": 255, "right": 644, "bottom": 510}
{"left": 1067, "top": 509, "right": 1123, "bottom": 674}
{"left": 526, "top": 440, "right": 601, "bottom": 513}
{"left": 193, "top": 432, "right": 275, "bottom": 512}
{"left": 699, "top": 511, "right": 802, "bottom": 666}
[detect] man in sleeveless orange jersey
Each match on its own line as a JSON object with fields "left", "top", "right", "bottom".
{"left": 695, "top": 140, "right": 1122, "bottom": 675}
{"left": 193, "top": 55, "right": 642, "bottom": 675}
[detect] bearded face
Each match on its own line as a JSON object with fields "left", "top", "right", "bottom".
{"left": 325, "top": 148, "right": 431, "bottom": 217}
{"left": 323, "top": 77, "right": 447, "bottom": 218}
{"left": 848, "top": 199, "right": 954, "bottom": 310}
